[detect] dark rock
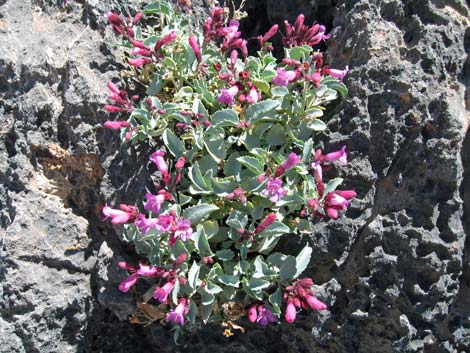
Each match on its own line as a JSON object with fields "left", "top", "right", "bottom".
{"left": 1, "top": 0, "right": 469, "bottom": 352}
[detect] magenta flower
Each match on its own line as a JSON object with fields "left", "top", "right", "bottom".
{"left": 144, "top": 192, "right": 165, "bottom": 214}
{"left": 173, "top": 219, "right": 192, "bottom": 242}
{"left": 132, "top": 12, "right": 143, "bottom": 25}
{"left": 102, "top": 204, "right": 139, "bottom": 224}
{"left": 218, "top": 86, "right": 239, "bottom": 105}
{"left": 153, "top": 280, "right": 175, "bottom": 303}
{"left": 275, "top": 153, "right": 301, "bottom": 177}
{"left": 248, "top": 304, "right": 258, "bottom": 323}
{"left": 246, "top": 86, "right": 260, "bottom": 104}
{"left": 262, "top": 178, "right": 287, "bottom": 203}
{"left": 189, "top": 35, "right": 202, "bottom": 63}
{"left": 256, "top": 305, "right": 277, "bottom": 326}
{"left": 254, "top": 213, "right": 277, "bottom": 234}
{"left": 272, "top": 68, "right": 297, "bottom": 87}
{"left": 150, "top": 150, "right": 171, "bottom": 184}
{"left": 285, "top": 301, "right": 297, "bottom": 323}
{"left": 258, "top": 24, "right": 279, "bottom": 50}
{"left": 103, "top": 121, "right": 131, "bottom": 130}
{"left": 166, "top": 298, "right": 189, "bottom": 325}
{"left": 305, "top": 295, "right": 327, "bottom": 310}
{"left": 226, "top": 187, "right": 247, "bottom": 205}
{"left": 322, "top": 145, "right": 348, "bottom": 165}
{"left": 105, "top": 82, "right": 134, "bottom": 113}
{"left": 156, "top": 214, "right": 175, "bottom": 232}
{"left": 129, "top": 58, "right": 151, "bottom": 67}
{"left": 322, "top": 66, "right": 349, "bottom": 81}
{"left": 135, "top": 214, "right": 159, "bottom": 234}
{"left": 282, "top": 14, "right": 330, "bottom": 48}
{"left": 155, "top": 30, "right": 176, "bottom": 51}
{"left": 118, "top": 263, "right": 162, "bottom": 292}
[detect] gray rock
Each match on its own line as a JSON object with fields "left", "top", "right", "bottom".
{"left": 1, "top": 0, "right": 469, "bottom": 352}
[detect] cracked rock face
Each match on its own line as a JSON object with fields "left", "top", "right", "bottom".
{"left": 1, "top": 0, "right": 469, "bottom": 352}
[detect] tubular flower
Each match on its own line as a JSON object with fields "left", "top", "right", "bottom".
{"left": 275, "top": 153, "right": 301, "bottom": 177}
{"left": 283, "top": 277, "right": 327, "bottom": 323}
{"left": 150, "top": 150, "right": 171, "bottom": 184}
{"left": 226, "top": 187, "right": 247, "bottom": 205}
{"left": 246, "top": 86, "right": 260, "bottom": 104}
{"left": 103, "top": 121, "right": 131, "bottom": 130}
{"left": 218, "top": 86, "right": 239, "bottom": 105}
{"left": 154, "top": 30, "right": 177, "bottom": 52}
{"left": 261, "top": 178, "right": 287, "bottom": 203}
{"left": 324, "top": 190, "right": 356, "bottom": 219}
{"left": 322, "top": 66, "right": 349, "bottom": 82}
{"left": 105, "top": 81, "right": 135, "bottom": 113}
{"left": 156, "top": 214, "right": 175, "bottom": 233}
{"left": 102, "top": 204, "right": 139, "bottom": 224}
{"left": 171, "top": 218, "right": 193, "bottom": 244}
{"left": 118, "top": 263, "right": 162, "bottom": 292}
{"left": 144, "top": 191, "right": 165, "bottom": 214}
{"left": 203, "top": 7, "right": 226, "bottom": 42}
{"left": 272, "top": 68, "right": 297, "bottom": 87}
{"left": 189, "top": 35, "right": 202, "bottom": 63}
{"left": 153, "top": 280, "right": 175, "bottom": 303}
{"left": 282, "top": 14, "right": 330, "bottom": 48}
{"left": 135, "top": 214, "right": 159, "bottom": 234}
{"left": 257, "top": 24, "right": 278, "bottom": 50}
{"left": 106, "top": 12, "right": 135, "bottom": 39}
{"left": 166, "top": 298, "right": 189, "bottom": 325}
{"left": 254, "top": 213, "right": 277, "bottom": 234}
{"left": 256, "top": 305, "right": 277, "bottom": 326}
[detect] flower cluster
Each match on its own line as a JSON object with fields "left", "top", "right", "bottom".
{"left": 102, "top": 0, "right": 354, "bottom": 333}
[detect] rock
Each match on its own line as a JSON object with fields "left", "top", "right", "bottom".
{"left": 1, "top": 0, "right": 469, "bottom": 352}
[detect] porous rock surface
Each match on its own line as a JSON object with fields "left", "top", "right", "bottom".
{"left": 0, "top": 0, "right": 469, "bottom": 352}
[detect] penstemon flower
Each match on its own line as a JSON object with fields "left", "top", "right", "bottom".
{"left": 102, "top": 0, "right": 355, "bottom": 335}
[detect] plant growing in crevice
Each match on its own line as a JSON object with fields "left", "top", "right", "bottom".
{"left": 102, "top": 0, "right": 354, "bottom": 337}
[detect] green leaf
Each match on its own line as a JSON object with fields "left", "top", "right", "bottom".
{"left": 188, "top": 299, "right": 198, "bottom": 324}
{"left": 183, "top": 204, "right": 219, "bottom": 224}
{"left": 226, "top": 210, "right": 248, "bottom": 230}
{"left": 163, "top": 129, "right": 186, "bottom": 157}
{"left": 188, "top": 163, "right": 211, "bottom": 194}
{"left": 323, "top": 177, "right": 344, "bottom": 196}
{"left": 267, "top": 253, "right": 288, "bottom": 269}
{"left": 236, "top": 156, "right": 264, "bottom": 175}
{"left": 206, "top": 282, "right": 223, "bottom": 294}
{"left": 203, "top": 137, "right": 228, "bottom": 163}
{"left": 271, "top": 86, "right": 289, "bottom": 97}
{"left": 200, "top": 287, "right": 215, "bottom": 305}
{"left": 193, "top": 225, "right": 214, "bottom": 256}
{"left": 201, "top": 301, "right": 215, "bottom": 324}
{"left": 223, "top": 152, "right": 242, "bottom": 178}
{"left": 269, "top": 288, "right": 283, "bottom": 309}
{"left": 143, "top": 1, "right": 172, "bottom": 15}
{"left": 280, "top": 256, "right": 297, "bottom": 281}
{"left": 242, "top": 278, "right": 263, "bottom": 300}
{"left": 252, "top": 78, "right": 270, "bottom": 94}
{"left": 215, "top": 249, "right": 235, "bottom": 261}
{"left": 248, "top": 277, "right": 271, "bottom": 291}
{"left": 245, "top": 99, "right": 279, "bottom": 123}
{"left": 147, "top": 74, "right": 163, "bottom": 95}
{"left": 188, "top": 261, "right": 200, "bottom": 289}
{"left": 266, "top": 124, "right": 286, "bottom": 146}
{"left": 295, "top": 244, "right": 312, "bottom": 278}
{"left": 202, "top": 220, "right": 219, "bottom": 240}
{"left": 210, "top": 176, "right": 237, "bottom": 195}
{"left": 212, "top": 109, "right": 239, "bottom": 127}
{"left": 218, "top": 274, "right": 240, "bottom": 287}
{"left": 307, "top": 119, "right": 327, "bottom": 131}
{"left": 302, "top": 138, "right": 314, "bottom": 163}
{"left": 289, "top": 45, "right": 313, "bottom": 60}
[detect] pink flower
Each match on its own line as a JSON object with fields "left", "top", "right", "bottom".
{"left": 324, "top": 190, "right": 356, "bottom": 219}
{"left": 285, "top": 301, "right": 297, "bottom": 323}
{"left": 248, "top": 304, "right": 258, "bottom": 323}
{"left": 156, "top": 214, "right": 175, "bottom": 232}
{"left": 322, "top": 66, "right": 349, "bottom": 81}
{"left": 150, "top": 150, "right": 170, "bottom": 184}
{"left": 175, "top": 157, "right": 186, "bottom": 169}
{"left": 135, "top": 214, "right": 159, "bottom": 234}
{"left": 102, "top": 204, "right": 138, "bottom": 224}
{"left": 275, "top": 153, "right": 301, "bottom": 177}
{"left": 258, "top": 24, "right": 278, "bottom": 50}
{"left": 218, "top": 86, "right": 239, "bottom": 105}
{"left": 189, "top": 35, "right": 202, "bottom": 63}
{"left": 305, "top": 295, "right": 327, "bottom": 310}
{"left": 262, "top": 178, "right": 287, "bottom": 203}
{"left": 272, "top": 68, "right": 297, "bottom": 87}
{"left": 153, "top": 280, "right": 175, "bottom": 303}
{"left": 226, "top": 187, "right": 247, "bottom": 205}
{"left": 118, "top": 272, "right": 139, "bottom": 292}
{"left": 282, "top": 14, "right": 330, "bottom": 48}
{"left": 246, "top": 86, "right": 260, "bottom": 104}
{"left": 256, "top": 305, "right": 277, "bottom": 326}
{"left": 322, "top": 145, "right": 348, "bottom": 165}
{"left": 132, "top": 12, "right": 143, "bottom": 25}
{"left": 103, "top": 121, "right": 131, "bottom": 130}
{"left": 155, "top": 30, "right": 176, "bottom": 51}
{"left": 144, "top": 192, "right": 165, "bottom": 214}
{"left": 173, "top": 219, "right": 192, "bottom": 242}
{"left": 254, "top": 213, "right": 277, "bottom": 234}
{"left": 118, "top": 263, "right": 162, "bottom": 292}
{"left": 129, "top": 58, "right": 151, "bottom": 67}
{"left": 166, "top": 298, "right": 189, "bottom": 325}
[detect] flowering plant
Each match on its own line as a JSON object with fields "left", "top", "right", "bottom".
{"left": 103, "top": 0, "right": 354, "bottom": 334}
